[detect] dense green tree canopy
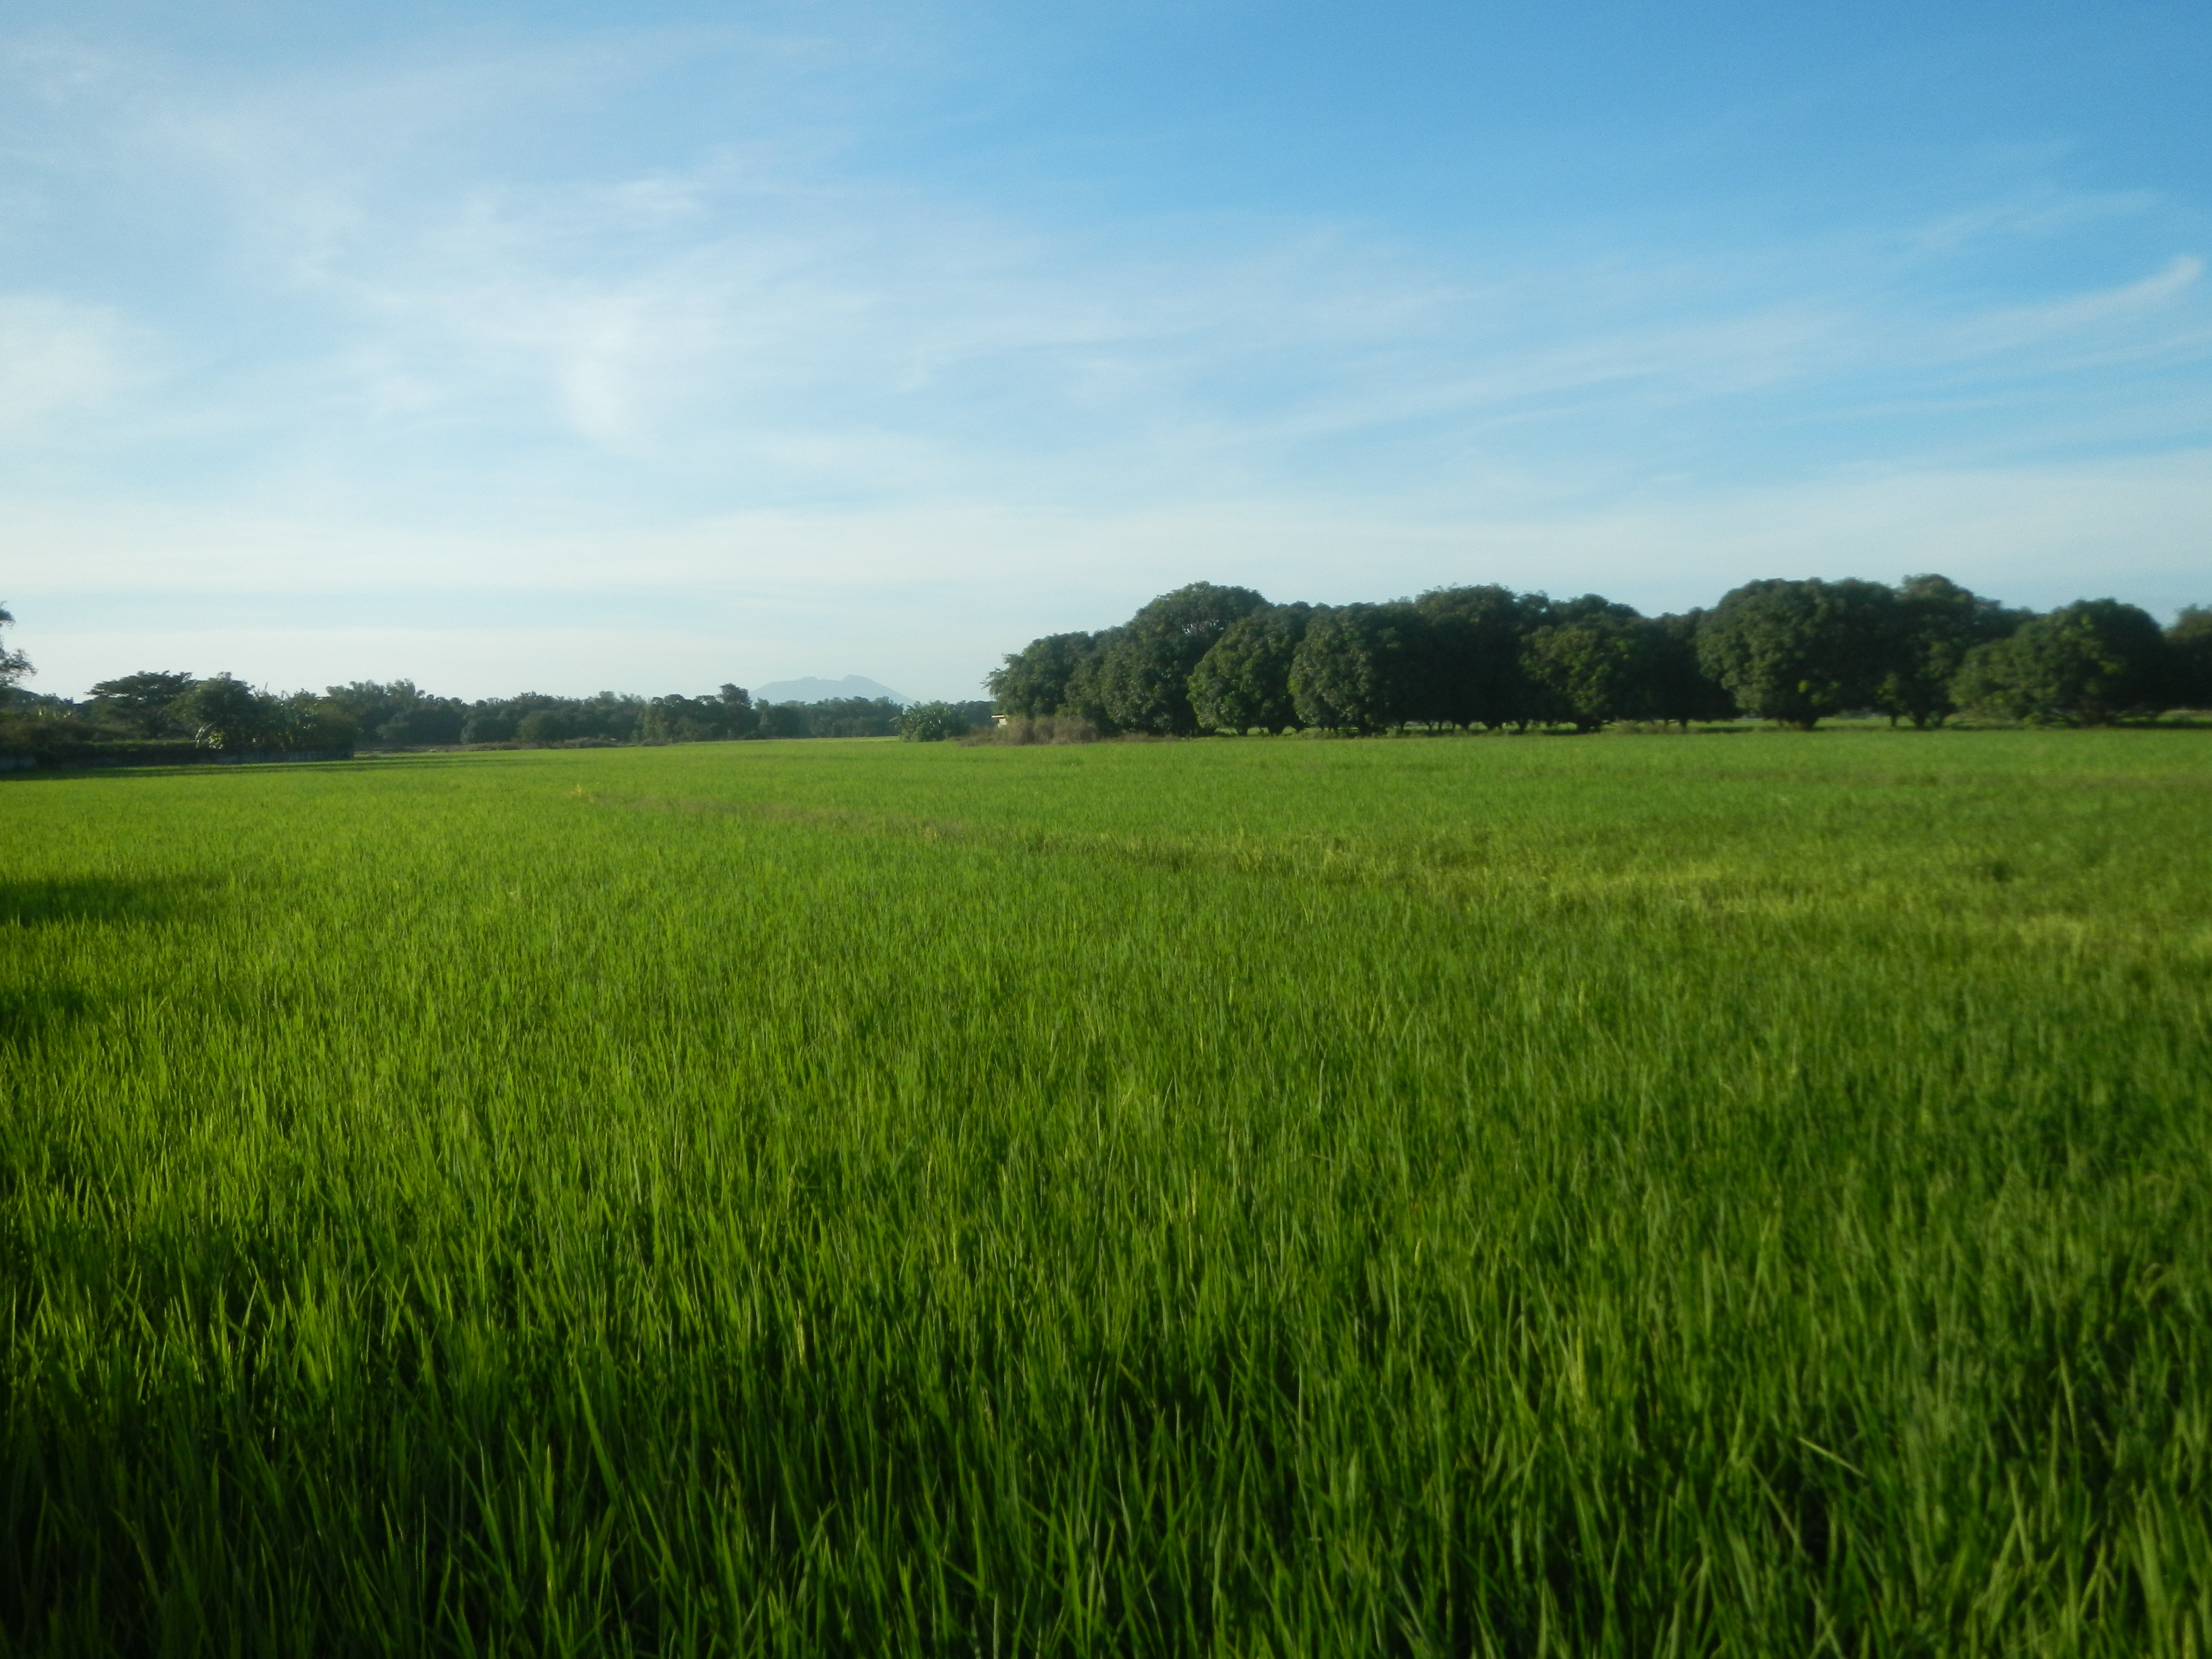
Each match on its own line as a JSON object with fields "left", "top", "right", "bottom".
{"left": 993, "top": 572, "right": 2205, "bottom": 738}
{"left": 1874, "top": 576, "right": 2024, "bottom": 728}
{"left": 2166, "top": 606, "right": 2212, "bottom": 711}
{"left": 325, "top": 681, "right": 469, "bottom": 746}
{"left": 1091, "top": 583, "right": 1270, "bottom": 735}
{"left": 1289, "top": 603, "right": 1427, "bottom": 734}
{"left": 162, "top": 675, "right": 360, "bottom": 753}
{"left": 1695, "top": 577, "right": 1899, "bottom": 729}
{"left": 1189, "top": 603, "right": 1312, "bottom": 734}
{"left": 87, "top": 671, "right": 200, "bottom": 738}
{"left": 268, "top": 694, "right": 360, "bottom": 753}
{"left": 1644, "top": 612, "right": 1740, "bottom": 729}
{"left": 1953, "top": 599, "right": 2170, "bottom": 725}
{"left": 1521, "top": 603, "right": 1657, "bottom": 731}
{"left": 1057, "top": 628, "right": 1122, "bottom": 731}
{"left": 1413, "top": 585, "right": 1545, "bottom": 729}
{"left": 641, "top": 685, "right": 758, "bottom": 743}
{"left": 170, "top": 674, "right": 269, "bottom": 750}
{"left": 986, "top": 632, "right": 1098, "bottom": 719}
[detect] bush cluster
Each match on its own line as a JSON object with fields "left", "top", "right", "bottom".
{"left": 991, "top": 579, "right": 2212, "bottom": 734}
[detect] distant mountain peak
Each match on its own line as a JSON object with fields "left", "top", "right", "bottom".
{"left": 753, "top": 675, "right": 912, "bottom": 706}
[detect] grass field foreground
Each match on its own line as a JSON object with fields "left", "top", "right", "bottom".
{"left": 2, "top": 730, "right": 2208, "bottom": 1654}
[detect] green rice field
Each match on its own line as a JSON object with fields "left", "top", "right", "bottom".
{"left": 2, "top": 730, "right": 2207, "bottom": 1655}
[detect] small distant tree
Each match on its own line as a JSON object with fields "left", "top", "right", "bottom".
{"left": 640, "top": 696, "right": 705, "bottom": 742}
{"left": 640, "top": 685, "right": 758, "bottom": 743}
{"left": 460, "top": 703, "right": 517, "bottom": 743}
{"left": 753, "top": 703, "right": 804, "bottom": 739}
{"left": 376, "top": 702, "right": 467, "bottom": 745}
{"left": 88, "top": 670, "right": 198, "bottom": 737}
{"left": 0, "top": 604, "right": 30, "bottom": 697}
{"left": 514, "top": 708, "right": 574, "bottom": 745}
{"left": 804, "top": 697, "right": 903, "bottom": 737}
{"left": 171, "top": 674, "right": 270, "bottom": 750}
{"left": 324, "top": 680, "right": 469, "bottom": 746}
{"left": 1189, "top": 603, "right": 1312, "bottom": 733}
{"left": 898, "top": 701, "right": 972, "bottom": 742}
{"left": 2166, "top": 606, "right": 2212, "bottom": 710}
{"left": 749, "top": 697, "right": 905, "bottom": 739}
{"left": 460, "top": 693, "right": 642, "bottom": 745}
{"left": 1696, "top": 577, "right": 1897, "bottom": 728}
{"left": 716, "top": 684, "right": 759, "bottom": 738}
{"left": 267, "top": 694, "right": 359, "bottom": 753}
{"left": 1953, "top": 599, "right": 2169, "bottom": 725}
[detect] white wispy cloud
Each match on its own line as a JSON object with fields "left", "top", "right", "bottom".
{"left": 0, "top": 294, "right": 143, "bottom": 431}
{"left": 1, "top": 20, "right": 2207, "bottom": 697}
{"left": 1940, "top": 254, "right": 2205, "bottom": 363}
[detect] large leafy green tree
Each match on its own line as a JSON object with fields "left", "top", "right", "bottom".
{"left": 1055, "top": 629, "right": 1122, "bottom": 731}
{"left": 1643, "top": 611, "right": 1738, "bottom": 728}
{"left": 1413, "top": 585, "right": 1548, "bottom": 729}
{"left": 1188, "top": 603, "right": 1313, "bottom": 733}
{"left": 1695, "top": 577, "right": 1898, "bottom": 728}
{"left": 986, "top": 632, "right": 1099, "bottom": 719}
{"left": 1953, "top": 599, "right": 2170, "bottom": 725}
{"left": 2166, "top": 606, "right": 2212, "bottom": 710}
{"left": 1873, "top": 575, "right": 2024, "bottom": 728}
{"left": 88, "top": 671, "right": 198, "bottom": 738}
{"left": 1521, "top": 600, "right": 1654, "bottom": 730}
{"left": 1091, "top": 583, "right": 1270, "bottom": 735}
{"left": 1289, "top": 603, "right": 1426, "bottom": 733}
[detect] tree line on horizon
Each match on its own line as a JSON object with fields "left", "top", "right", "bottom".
{"left": 7, "top": 579, "right": 2211, "bottom": 762}
{"left": 988, "top": 577, "right": 2212, "bottom": 735}
{"left": 0, "top": 611, "right": 995, "bottom": 757}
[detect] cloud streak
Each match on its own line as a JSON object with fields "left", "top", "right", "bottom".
{"left": 0, "top": 294, "right": 142, "bottom": 430}
{"left": 1, "top": 14, "right": 2207, "bottom": 697}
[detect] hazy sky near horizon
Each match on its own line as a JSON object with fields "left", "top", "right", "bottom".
{"left": 4, "top": 0, "right": 2209, "bottom": 699}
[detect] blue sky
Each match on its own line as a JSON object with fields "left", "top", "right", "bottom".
{"left": 4, "top": 0, "right": 2208, "bottom": 699}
